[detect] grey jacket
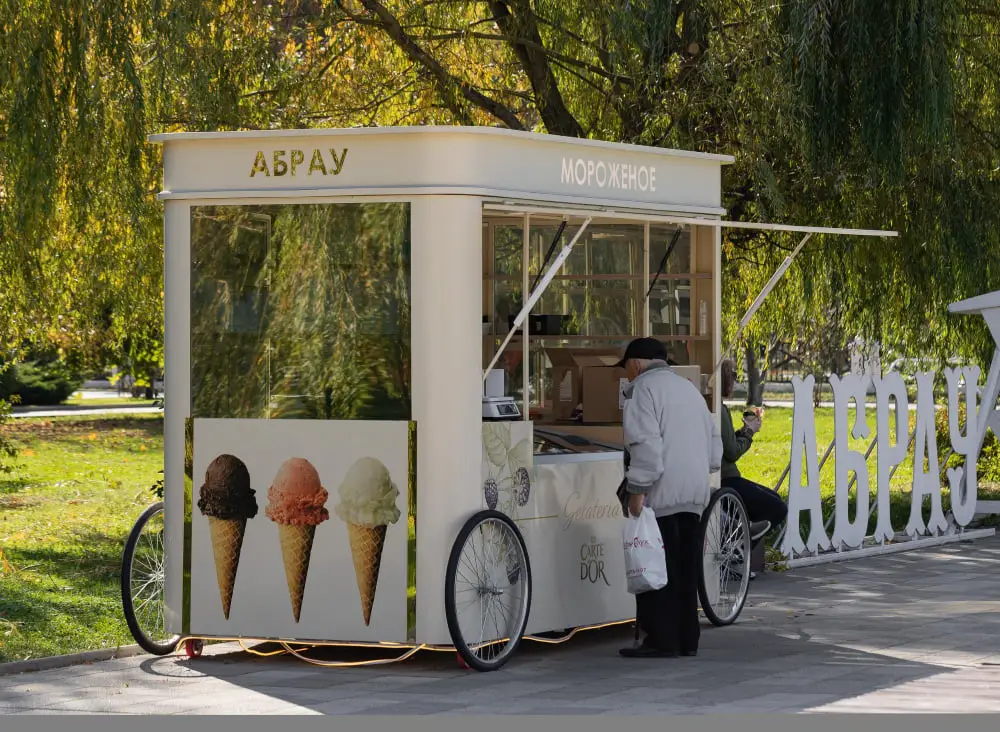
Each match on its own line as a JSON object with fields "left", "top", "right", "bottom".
{"left": 622, "top": 362, "right": 723, "bottom": 517}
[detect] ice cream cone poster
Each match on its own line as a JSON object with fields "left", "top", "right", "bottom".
{"left": 196, "top": 454, "right": 259, "bottom": 620}
{"left": 189, "top": 418, "right": 410, "bottom": 641}
{"left": 334, "top": 458, "right": 402, "bottom": 626}
{"left": 265, "top": 458, "right": 330, "bottom": 622}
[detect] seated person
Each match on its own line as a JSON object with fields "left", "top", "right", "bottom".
{"left": 718, "top": 359, "right": 788, "bottom": 556}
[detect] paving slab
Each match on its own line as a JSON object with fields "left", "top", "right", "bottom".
{"left": 3, "top": 534, "right": 1000, "bottom": 714}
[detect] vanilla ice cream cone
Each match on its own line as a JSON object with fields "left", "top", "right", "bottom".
{"left": 348, "top": 523, "right": 387, "bottom": 626}
{"left": 277, "top": 523, "right": 317, "bottom": 622}
{"left": 207, "top": 516, "right": 246, "bottom": 620}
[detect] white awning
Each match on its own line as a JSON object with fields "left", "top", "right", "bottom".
{"left": 482, "top": 202, "right": 898, "bottom": 238}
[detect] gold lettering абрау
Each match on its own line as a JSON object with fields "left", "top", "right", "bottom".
{"left": 250, "top": 148, "right": 349, "bottom": 178}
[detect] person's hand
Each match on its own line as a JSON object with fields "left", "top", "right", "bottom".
{"left": 628, "top": 493, "right": 645, "bottom": 518}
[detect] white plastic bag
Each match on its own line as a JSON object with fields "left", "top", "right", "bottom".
{"left": 622, "top": 506, "right": 668, "bottom": 594}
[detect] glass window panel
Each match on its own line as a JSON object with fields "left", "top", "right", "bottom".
{"left": 648, "top": 279, "right": 692, "bottom": 336}
{"left": 649, "top": 225, "right": 691, "bottom": 275}
{"left": 492, "top": 224, "right": 523, "bottom": 277}
{"left": 190, "top": 203, "right": 411, "bottom": 421}
{"left": 527, "top": 223, "right": 644, "bottom": 278}
{"left": 533, "top": 280, "right": 643, "bottom": 337}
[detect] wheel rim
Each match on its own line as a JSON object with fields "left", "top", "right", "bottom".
{"left": 451, "top": 517, "right": 530, "bottom": 667}
{"left": 702, "top": 494, "right": 750, "bottom": 623}
{"left": 129, "top": 509, "right": 171, "bottom": 646}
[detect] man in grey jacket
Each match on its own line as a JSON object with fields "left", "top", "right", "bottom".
{"left": 617, "top": 338, "right": 722, "bottom": 658}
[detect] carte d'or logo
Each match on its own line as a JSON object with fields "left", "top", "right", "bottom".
{"left": 250, "top": 148, "right": 348, "bottom": 178}
{"left": 580, "top": 537, "right": 610, "bottom": 586}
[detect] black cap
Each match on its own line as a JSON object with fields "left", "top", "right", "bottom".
{"left": 615, "top": 337, "right": 669, "bottom": 368}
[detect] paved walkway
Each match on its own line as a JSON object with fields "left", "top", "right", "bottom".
{"left": 10, "top": 405, "right": 162, "bottom": 419}
{"left": 3, "top": 536, "right": 1000, "bottom": 714}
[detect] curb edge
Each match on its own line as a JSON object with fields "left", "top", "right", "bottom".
{"left": 0, "top": 645, "right": 148, "bottom": 677}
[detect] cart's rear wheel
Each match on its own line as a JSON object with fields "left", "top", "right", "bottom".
{"left": 184, "top": 639, "right": 204, "bottom": 658}
{"left": 445, "top": 510, "right": 531, "bottom": 672}
{"left": 121, "top": 502, "right": 180, "bottom": 656}
{"left": 697, "top": 487, "right": 751, "bottom": 627}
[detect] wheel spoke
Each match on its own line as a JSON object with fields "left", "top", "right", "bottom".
{"left": 123, "top": 505, "right": 178, "bottom": 651}
{"left": 448, "top": 516, "right": 529, "bottom": 670}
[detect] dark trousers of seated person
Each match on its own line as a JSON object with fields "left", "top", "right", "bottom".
{"left": 721, "top": 476, "right": 788, "bottom": 536}
{"left": 635, "top": 512, "right": 701, "bottom": 655}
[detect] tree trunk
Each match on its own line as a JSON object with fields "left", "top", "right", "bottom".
{"left": 744, "top": 342, "right": 767, "bottom": 407}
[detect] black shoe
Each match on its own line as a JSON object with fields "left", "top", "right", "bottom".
{"left": 619, "top": 644, "right": 678, "bottom": 659}
{"left": 680, "top": 650, "right": 697, "bottom": 657}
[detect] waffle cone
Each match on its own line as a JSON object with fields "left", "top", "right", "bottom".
{"left": 207, "top": 517, "right": 246, "bottom": 620}
{"left": 277, "top": 524, "right": 316, "bottom": 622}
{"left": 348, "top": 523, "right": 387, "bottom": 626}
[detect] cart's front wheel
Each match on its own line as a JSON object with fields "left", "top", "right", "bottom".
{"left": 445, "top": 510, "right": 531, "bottom": 672}
{"left": 121, "top": 502, "right": 180, "bottom": 656}
{"left": 698, "top": 487, "right": 751, "bottom": 627}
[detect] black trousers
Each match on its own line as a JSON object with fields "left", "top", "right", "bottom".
{"left": 635, "top": 512, "right": 701, "bottom": 655}
{"left": 721, "top": 476, "right": 788, "bottom": 529}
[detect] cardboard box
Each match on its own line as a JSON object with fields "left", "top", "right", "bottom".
{"left": 544, "top": 347, "right": 621, "bottom": 420}
{"left": 581, "top": 365, "right": 628, "bottom": 423}
{"left": 670, "top": 365, "right": 702, "bottom": 393}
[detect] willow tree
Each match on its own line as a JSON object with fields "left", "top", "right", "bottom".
{"left": 2, "top": 0, "right": 998, "bottom": 399}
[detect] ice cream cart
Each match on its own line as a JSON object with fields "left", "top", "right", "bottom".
{"left": 120, "top": 126, "right": 895, "bottom": 671}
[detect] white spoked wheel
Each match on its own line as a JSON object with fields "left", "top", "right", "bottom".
{"left": 698, "top": 487, "right": 751, "bottom": 627}
{"left": 121, "top": 502, "right": 181, "bottom": 655}
{"left": 445, "top": 510, "right": 532, "bottom": 672}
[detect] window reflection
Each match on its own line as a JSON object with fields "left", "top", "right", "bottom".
{"left": 190, "top": 203, "right": 411, "bottom": 420}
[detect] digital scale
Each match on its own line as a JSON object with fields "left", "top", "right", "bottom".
{"left": 482, "top": 396, "right": 521, "bottom": 420}
{"left": 482, "top": 368, "right": 521, "bottom": 421}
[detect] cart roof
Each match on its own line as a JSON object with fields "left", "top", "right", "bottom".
{"left": 148, "top": 125, "right": 736, "bottom": 164}
{"left": 149, "top": 126, "right": 733, "bottom": 212}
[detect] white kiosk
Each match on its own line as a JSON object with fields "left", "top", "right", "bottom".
{"left": 119, "top": 127, "right": 894, "bottom": 671}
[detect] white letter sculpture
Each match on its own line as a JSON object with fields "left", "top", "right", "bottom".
{"left": 907, "top": 372, "right": 948, "bottom": 536}
{"left": 782, "top": 375, "right": 831, "bottom": 556}
{"left": 830, "top": 374, "right": 872, "bottom": 549}
{"left": 946, "top": 366, "right": 982, "bottom": 527}
{"left": 871, "top": 372, "right": 909, "bottom": 543}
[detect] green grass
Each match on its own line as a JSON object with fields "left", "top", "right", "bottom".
{"left": 64, "top": 394, "right": 158, "bottom": 408}
{"left": 0, "top": 415, "right": 163, "bottom": 662}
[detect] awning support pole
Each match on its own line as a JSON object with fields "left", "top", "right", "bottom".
{"left": 709, "top": 232, "right": 813, "bottom": 386}
{"left": 484, "top": 217, "right": 594, "bottom": 382}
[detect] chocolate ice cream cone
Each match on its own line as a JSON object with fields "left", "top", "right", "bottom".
{"left": 207, "top": 516, "right": 246, "bottom": 620}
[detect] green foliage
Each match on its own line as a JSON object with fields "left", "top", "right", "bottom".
{"left": 1, "top": 0, "right": 998, "bottom": 375}
{"left": 0, "top": 396, "right": 16, "bottom": 472}
{"left": 780, "top": 1, "right": 957, "bottom": 178}
{"left": 0, "top": 359, "right": 83, "bottom": 406}
{"left": 150, "top": 469, "right": 164, "bottom": 499}
{"left": 936, "top": 398, "right": 1000, "bottom": 484}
